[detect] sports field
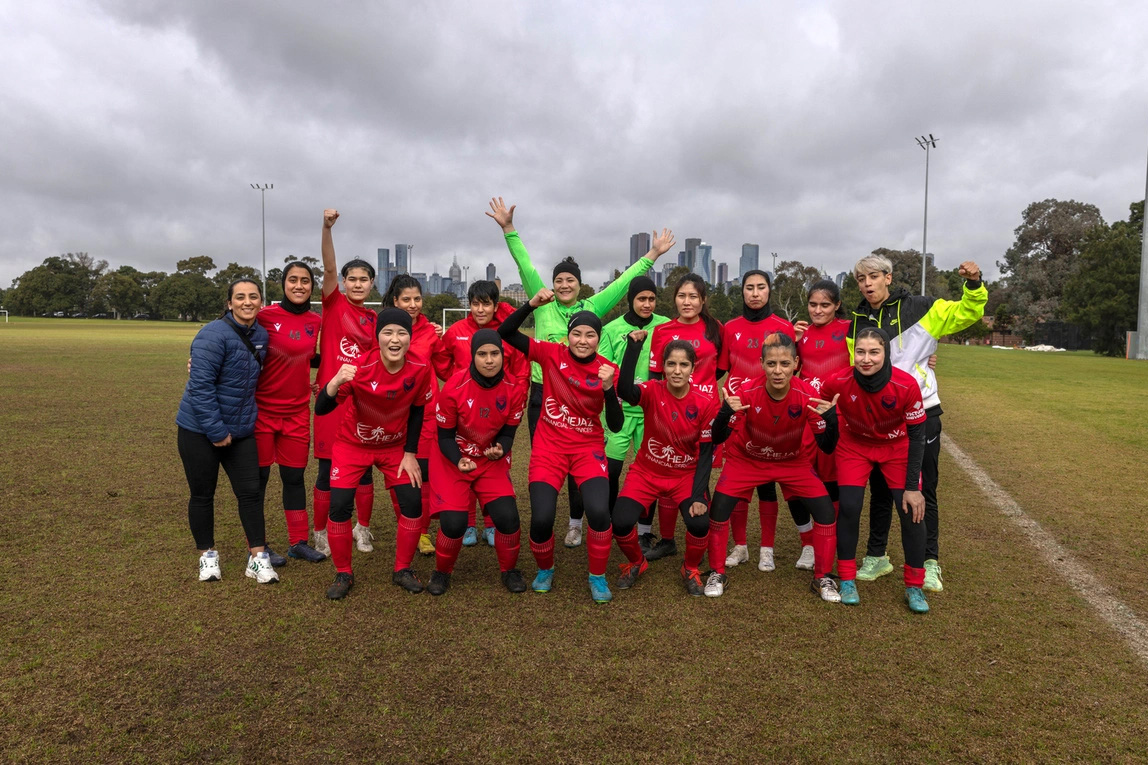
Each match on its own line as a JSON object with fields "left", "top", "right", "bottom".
{"left": 2, "top": 320, "right": 1147, "bottom": 762}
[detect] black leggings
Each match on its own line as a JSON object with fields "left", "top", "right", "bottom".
{"left": 259, "top": 465, "right": 307, "bottom": 510}
{"left": 439, "top": 496, "right": 519, "bottom": 538}
{"left": 315, "top": 458, "right": 372, "bottom": 492}
{"left": 710, "top": 490, "right": 835, "bottom": 526}
{"left": 330, "top": 483, "right": 420, "bottom": 523}
{"left": 614, "top": 497, "right": 709, "bottom": 538}
{"left": 865, "top": 410, "right": 941, "bottom": 560}
{"left": 528, "top": 478, "right": 609, "bottom": 543}
{"left": 840, "top": 485, "right": 924, "bottom": 568}
{"left": 178, "top": 427, "right": 265, "bottom": 550}
{"left": 528, "top": 382, "right": 584, "bottom": 522}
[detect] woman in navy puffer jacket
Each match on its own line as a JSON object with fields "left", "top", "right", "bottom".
{"left": 177, "top": 279, "right": 278, "bottom": 584}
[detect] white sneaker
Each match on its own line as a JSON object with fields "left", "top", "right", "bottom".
{"left": 198, "top": 550, "right": 221, "bottom": 582}
{"left": 246, "top": 552, "right": 279, "bottom": 584}
{"left": 758, "top": 546, "right": 775, "bottom": 572}
{"left": 564, "top": 525, "right": 583, "bottom": 548}
{"left": 795, "top": 545, "right": 815, "bottom": 571}
{"left": 725, "top": 544, "right": 749, "bottom": 567}
{"left": 704, "top": 571, "right": 727, "bottom": 598}
{"left": 812, "top": 576, "right": 841, "bottom": 603}
{"left": 313, "top": 529, "right": 331, "bottom": 557}
{"left": 353, "top": 523, "right": 374, "bottom": 553}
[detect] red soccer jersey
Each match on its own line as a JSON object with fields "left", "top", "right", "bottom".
{"left": 528, "top": 339, "right": 618, "bottom": 447}
{"left": 255, "top": 304, "right": 320, "bottom": 417}
{"left": 432, "top": 303, "right": 527, "bottom": 386}
{"left": 719, "top": 314, "right": 796, "bottom": 396}
{"left": 435, "top": 370, "right": 527, "bottom": 458}
{"left": 317, "top": 289, "right": 377, "bottom": 387}
{"left": 726, "top": 377, "right": 827, "bottom": 462}
{"left": 335, "top": 351, "right": 433, "bottom": 449}
{"left": 649, "top": 317, "right": 722, "bottom": 398}
{"left": 797, "top": 318, "right": 850, "bottom": 394}
{"left": 632, "top": 380, "right": 721, "bottom": 472}
{"left": 820, "top": 366, "right": 926, "bottom": 444}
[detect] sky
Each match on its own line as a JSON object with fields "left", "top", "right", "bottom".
{"left": 2, "top": 0, "right": 1147, "bottom": 293}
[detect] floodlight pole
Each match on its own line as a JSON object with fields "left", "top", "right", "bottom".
{"left": 771, "top": 252, "right": 778, "bottom": 278}
{"left": 916, "top": 135, "right": 938, "bottom": 296}
{"left": 251, "top": 183, "right": 273, "bottom": 298}
{"left": 1137, "top": 143, "right": 1148, "bottom": 359}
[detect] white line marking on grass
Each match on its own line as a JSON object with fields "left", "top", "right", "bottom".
{"left": 942, "top": 432, "right": 1148, "bottom": 667}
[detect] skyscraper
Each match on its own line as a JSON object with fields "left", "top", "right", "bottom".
{"left": 740, "top": 244, "right": 759, "bottom": 279}
{"left": 394, "top": 244, "right": 410, "bottom": 274}
{"left": 662, "top": 261, "right": 677, "bottom": 287}
{"left": 448, "top": 255, "right": 462, "bottom": 286}
{"left": 377, "top": 248, "right": 391, "bottom": 279}
{"left": 629, "top": 232, "right": 651, "bottom": 265}
{"left": 835, "top": 271, "right": 849, "bottom": 289}
{"left": 486, "top": 262, "right": 497, "bottom": 281}
{"left": 718, "top": 262, "right": 729, "bottom": 285}
{"left": 696, "top": 243, "right": 712, "bottom": 284}
{"left": 684, "top": 238, "right": 701, "bottom": 273}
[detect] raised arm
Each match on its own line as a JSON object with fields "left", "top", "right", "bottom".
{"left": 321, "top": 209, "right": 340, "bottom": 297}
{"left": 616, "top": 330, "right": 646, "bottom": 406}
{"left": 487, "top": 197, "right": 546, "bottom": 296}
{"left": 599, "top": 363, "right": 624, "bottom": 433}
{"left": 585, "top": 228, "right": 675, "bottom": 317}
{"left": 498, "top": 288, "right": 555, "bottom": 355}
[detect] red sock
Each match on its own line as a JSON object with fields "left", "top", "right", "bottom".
{"left": 313, "top": 488, "right": 330, "bottom": 532}
{"left": 284, "top": 509, "right": 309, "bottom": 546}
{"left": 586, "top": 526, "right": 612, "bottom": 576}
{"left": 708, "top": 519, "right": 730, "bottom": 574}
{"left": 435, "top": 531, "right": 463, "bottom": 574}
{"left": 730, "top": 501, "right": 748, "bottom": 546}
{"left": 799, "top": 526, "right": 815, "bottom": 548}
{"left": 838, "top": 557, "right": 857, "bottom": 581}
{"left": 812, "top": 522, "right": 837, "bottom": 579}
{"left": 420, "top": 483, "right": 432, "bottom": 534}
{"left": 355, "top": 483, "right": 375, "bottom": 527}
{"left": 328, "top": 519, "right": 353, "bottom": 574}
{"left": 614, "top": 528, "right": 644, "bottom": 565}
{"left": 904, "top": 564, "right": 926, "bottom": 588}
{"left": 495, "top": 529, "right": 520, "bottom": 572}
{"left": 394, "top": 514, "right": 422, "bottom": 572}
{"left": 468, "top": 499, "right": 478, "bottom": 528}
{"left": 657, "top": 498, "right": 677, "bottom": 540}
{"left": 759, "top": 500, "right": 779, "bottom": 547}
{"left": 685, "top": 530, "right": 707, "bottom": 570}
{"left": 530, "top": 535, "right": 555, "bottom": 570}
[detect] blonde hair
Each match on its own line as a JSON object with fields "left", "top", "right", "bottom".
{"left": 853, "top": 254, "right": 893, "bottom": 279}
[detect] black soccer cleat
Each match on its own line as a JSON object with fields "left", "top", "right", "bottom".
{"left": 326, "top": 572, "right": 354, "bottom": 600}
{"left": 644, "top": 538, "right": 678, "bottom": 562}
{"left": 638, "top": 532, "right": 656, "bottom": 557}
{"left": 681, "top": 565, "right": 705, "bottom": 597}
{"left": 426, "top": 570, "right": 451, "bottom": 596}
{"left": 288, "top": 542, "right": 327, "bottom": 563}
{"left": 264, "top": 546, "right": 288, "bottom": 568}
{"left": 617, "top": 559, "right": 648, "bottom": 590}
{"left": 501, "top": 569, "right": 528, "bottom": 593}
{"left": 392, "top": 567, "right": 425, "bottom": 594}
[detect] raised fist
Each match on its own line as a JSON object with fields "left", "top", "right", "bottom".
{"left": 598, "top": 364, "right": 616, "bottom": 389}
{"left": 958, "top": 261, "right": 981, "bottom": 281}
{"left": 333, "top": 363, "right": 357, "bottom": 387}
{"left": 627, "top": 329, "right": 648, "bottom": 344}
{"left": 323, "top": 209, "right": 340, "bottom": 228}
{"left": 530, "top": 288, "right": 555, "bottom": 307}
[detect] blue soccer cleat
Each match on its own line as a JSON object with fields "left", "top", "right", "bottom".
{"left": 588, "top": 574, "right": 613, "bottom": 604}
{"left": 483, "top": 526, "right": 496, "bottom": 547}
{"left": 532, "top": 568, "right": 555, "bottom": 593}
{"left": 839, "top": 580, "right": 861, "bottom": 605}
{"left": 905, "top": 587, "right": 930, "bottom": 614}
{"left": 462, "top": 526, "right": 478, "bottom": 546}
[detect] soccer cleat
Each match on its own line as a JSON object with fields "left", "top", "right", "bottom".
{"left": 645, "top": 538, "right": 677, "bottom": 561}
{"left": 352, "top": 523, "right": 374, "bottom": 553}
{"left": 905, "top": 587, "right": 930, "bottom": 614}
{"left": 588, "top": 574, "right": 613, "bottom": 603}
{"left": 532, "top": 568, "right": 555, "bottom": 593}
{"left": 198, "top": 550, "right": 221, "bottom": 582}
{"left": 811, "top": 576, "right": 842, "bottom": 603}
{"left": 638, "top": 532, "right": 657, "bottom": 557}
{"left": 264, "top": 546, "right": 288, "bottom": 568}
{"left": 839, "top": 580, "right": 860, "bottom": 605}
{"left": 426, "top": 570, "right": 451, "bottom": 596}
{"left": 484, "top": 526, "right": 496, "bottom": 547}
{"left": 564, "top": 525, "right": 583, "bottom": 548}
{"left": 795, "top": 545, "right": 815, "bottom": 571}
{"left": 288, "top": 542, "right": 327, "bottom": 563}
{"left": 501, "top": 569, "right": 528, "bottom": 593}
{"left": 392, "top": 567, "right": 424, "bottom": 594}
{"left": 856, "top": 555, "right": 894, "bottom": 581}
{"left": 245, "top": 552, "right": 279, "bottom": 584}
{"left": 923, "top": 559, "right": 944, "bottom": 592}
{"left": 704, "top": 571, "right": 727, "bottom": 598}
{"left": 617, "top": 559, "right": 648, "bottom": 590}
{"left": 417, "top": 533, "right": 436, "bottom": 556}
{"left": 326, "top": 572, "right": 354, "bottom": 600}
{"left": 462, "top": 526, "right": 478, "bottom": 547}
{"left": 758, "top": 546, "right": 776, "bottom": 572}
{"left": 724, "top": 544, "right": 749, "bottom": 568}
{"left": 313, "top": 529, "right": 331, "bottom": 557}
{"left": 681, "top": 566, "right": 705, "bottom": 597}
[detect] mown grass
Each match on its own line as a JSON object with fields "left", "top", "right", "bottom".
{"left": 1, "top": 320, "right": 1147, "bottom": 763}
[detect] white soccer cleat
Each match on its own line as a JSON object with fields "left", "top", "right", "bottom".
{"left": 353, "top": 523, "right": 374, "bottom": 553}
{"left": 313, "top": 529, "right": 331, "bottom": 557}
{"left": 245, "top": 552, "right": 280, "bottom": 584}
{"left": 758, "top": 546, "right": 776, "bottom": 572}
{"left": 795, "top": 545, "right": 815, "bottom": 571}
{"left": 564, "top": 525, "right": 583, "bottom": 548}
{"left": 724, "top": 544, "right": 749, "bottom": 567}
{"left": 704, "top": 571, "right": 727, "bottom": 598}
{"left": 811, "top": 576, "right": 841, "bottom": 603}
{"left": 198, "top": 550, "right": 221, "bottom": 582}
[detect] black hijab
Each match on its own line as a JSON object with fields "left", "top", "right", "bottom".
{"left": 469, "top": 328, "right": 504, "bottom": 389}
{"left": 741, "top": 269, "right": 773, "bottom": 322}
{"left": 853, "top": 328, "right": 893, "bottom": 393}
{"left": 622, "top": 276, "right": 658, "bottom": 329}
{"left": 567, "top": 311, "right": 602, "bottom": 364}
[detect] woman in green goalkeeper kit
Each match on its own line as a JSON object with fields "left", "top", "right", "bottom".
{"left": 486, "top": 197, "right": 675, "bottom": 547}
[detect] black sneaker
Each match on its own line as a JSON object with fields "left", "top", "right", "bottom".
{"left": 681, "top": 565, "right": 705, "bottom": 597}
{"left": 644, "top": 538, "right": 678, "bottom": 561}
{"left": 326, "top": 572, "right": 354, "bottom": 600}
{"left": 392, "top": 567, "right": 424, "bottom": 594}
{"left": 501, "top": 569, "right": 528, "bottom": 593}
{"left": 265, "top": 546, "right": 288, "bottom": 568}
{"left": 638, "top": 532, "right": 656, "bottom": 556}
{"left": 288, "top": 542, "right": 327, "bottom": 563}
{"left": 426, "top": 570, "right": 451, "bottom": 596}
{"left": 617, "top": 559, "right": 648, "bottom": 590}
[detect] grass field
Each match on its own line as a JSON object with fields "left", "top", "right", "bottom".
{"left": 2, "top": 319, "right": 1148, "bottom": 763}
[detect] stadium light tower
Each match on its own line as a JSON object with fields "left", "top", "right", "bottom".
{"left": 251, "top": 183, "right": 273, "bottom": 298}
{"left": 1137, "top": 143, "right": 1148, "bottom": 359}
{"left": 915, "top": 135, "right": 938, "bottom": 296}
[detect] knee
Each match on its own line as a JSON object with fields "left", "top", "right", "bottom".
{"left": 279, "top": 466, "right": 305, "bottom": 487}
{"left": 439, "top": 512, "right": 467, "bottom": 538}
{"left": 329, "top": 489, "right": 355, "bottom": 523}
{"left": 683, "top": 511, "right": 709, "bottom": 538}
{"left": 757, "top": 483, "right": 777, "bottom": 503}
{"left": 395, "top": 486, "right": 421, "bottom": 519}
{"left": 315, "top": 459, "right": 332, "bottom": 491}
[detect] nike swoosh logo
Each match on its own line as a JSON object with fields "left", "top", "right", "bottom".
{"left": 926, "top": 437, "right": 938, "bottom": 444}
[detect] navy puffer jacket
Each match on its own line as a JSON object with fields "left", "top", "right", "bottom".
{"left": 176, "top": 313, "right": 268, "bottom": 442}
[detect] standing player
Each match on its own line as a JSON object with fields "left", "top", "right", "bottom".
{"left": 497, "top": 289, "right": 626, "bottom": 603}
{"left": 613, "top": 331, "right": 720, "bottom": 597}
{"left": 254, "top": 262, "right": 326, "bottom": 563}
{"left": 315, "top": 308, "right": 433, "bottom": 599}
{"left": 486, "top": 197, "right": 673, "bottom": 548}
{"left": 312, "top": 209, "right": 378, "bottom": 558}
{"left": 428, "top": 329, "right": 529, "bottom": 595}
{"left": 818, "top": 327, "right": 930, "bottom": 613}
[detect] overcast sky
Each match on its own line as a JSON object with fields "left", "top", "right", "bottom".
{"left": 3, "top": 0, "right": 1146, "bottom": 293}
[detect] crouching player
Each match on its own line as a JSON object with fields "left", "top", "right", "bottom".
{"left": 816, "top": 327, "right": 930, "bottom": 613}
{"left": 709, "top": 334, "right": 841, "bottom": 602}
{"left": 613, "top": 331, "right": 720, "bottom": 596}
{"left": 428, "top": 329, "right": 529, "bottom": 595}
{"left": 498, "top": 289, "right": 625, "bottom": 603}
{"left": 314, "top": 308, "right": 433, "bottom": 599}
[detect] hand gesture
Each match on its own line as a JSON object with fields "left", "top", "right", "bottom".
{"left": 902, "top": 489, "right": 925, "bottom": 523}
{"left": 627, "top": 329, "right": 648, "bottom": 344}
{"left": 483, "top": 443, "right": 505, "bottom": 461}
{"left": 323, "top": 209, "right": 339, "bottom": 229}
{"left": 725, "top": 396, "right": 747, "bottom": 412}
{"left": 807, "top": 394, "right": 839, "bottom": 415}
{"left": 529, "top": 288, "right": 555, "bottom": 307}
{"left": 432, "top": 322, "right": 444, "bottom": 338}
{"left": 793, "top": 320, "right": 809, "bottom": 342}
{"left": 958, "top": 261, "right": 981, "bottom": 281}
{"left": 689, "top": 501, "right": 708, "bottom": 517}
{"left": 598, "top": 364, "right": 615, "bottom": 389}
{"left": 212, "top": 434, "right": 233, "bottom": 448}
{"left": 650, "top": 228, "right": 676, "bottom": 259}
{"left": 399, "top": 452, "right": 423, "bottom": 488}
{"left": 458, "top": 457, "right": 478, "bottom": 473}
{"left": 485, "top": 197, "right": 516, "bottom": 232}
{"left": 332, "top": 363, "right": 357, "bottom": 387}
{"left": 928, "top": 354, "right": 938, "bottom": 370}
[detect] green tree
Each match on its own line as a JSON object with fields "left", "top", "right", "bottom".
{"left": 265, "top": 268, "right": 285, "bottom": 302}
{"left": 708, "top": 287, "right": 735, "bottom": 322}
{"left": 6, "top": 256, "right": 89, "bottom": 315}
{"left": 176, "top": 256, "right": 217, "bottom": 276}
{"left": 423, "top": 292, "right": 462, "bottom": 324}
{"left": 657, "top": 266, "right": 690, "bottom": 317}
{"left": 577, "top": 283, "right": 594, "bottom": 301}
{"left": 151, "top": 272, "right": 220, "bottom": 321}
{"left": 993, "top": 303, "right": 1014, "bottom": 335}
{"left": 285, "top": 255, "right": 323, "bottom": 282}
{"left": 92, "top": 272, "right": 145, "bottom": 318}
{"left": 868, "top": 248, "right": 951, "bottom": 299}
{"left": 771, "top": 260, "right": 823, "bottom": 321}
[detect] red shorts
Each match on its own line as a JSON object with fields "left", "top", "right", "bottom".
{"left": 416, "top": 408, "right": 437, "bottom": 460}
{"left": 528, "top": 447, "right": 608, "bottom": 491}
{"left": 329, "top": 440, "right": 413, "bottom": 490}
{"left": 313, "top": 399, "right": 349, "bottom": 460}
{"left": 619, "top": 465, "right": 693, "bottom": 509}
{"left": 835, "top": 435, "right": 908, "bottom": 490}
{"left": 800, "top": 427, "right": 837, "bottom": 485}
{"left": 715, "top": 454, "right": 828, "bottom": 501}
{"left": 255, "top": 409, "right": 311, "bottom": 468}
{"left": 429, "top": 448, "right": 514, "bottom": 517}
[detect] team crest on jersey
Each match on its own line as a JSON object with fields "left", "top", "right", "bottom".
{"left": 559, "top": 362, "right": 568, "bottom": 370}
{"left": 480, "top": 408, "right": 490, "bottom": 418}
{"left": 850, "top": 395, "right": 858, "bottom": 402}
{"left": 832, "top": 330, "right": 845, "bottom": 342}
{"left": 306, "top": 324, "right": 316, "bottom": 337}
{"left": 881, "top": 394, "right": 897, "bottom": 410}
{"left": 585, "top": 376, "right": 600, "bottom": 389}
{"left": 339, "top": 337, "right": 362, "bottom": 358}
{"left": 360, "top": 316, "right": 370, "bottom": 326}
{"left": 403, "top": 376, "right": 416, "bottom": 391}
{"left": 273, "top": 323, "right": 281, "bottom": 332}
{"left": 671, "top": 335, "right": 679, "bottom": 340}
{"left": 735, "top": 332, "right": 741, "bottom": 341}
{"left": 592, "top": 451, "right": 605, "bottom": 462}
{"left": 788, "top": 404, "right": 802, "bottom": 419}
{"left": 466, "top": 398, "right": 474, "bottom": 409}
{"left": 685, "top": 404, "right": 699, "bottom": 420}
{"left": 495, "top": 394, "right": 507, "bottom": 411}
{"left": 370, "top": 381, "right": 378, "bottom": 391}
{"left": 754, "top": 406, "right": 762, "bottom": 413}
